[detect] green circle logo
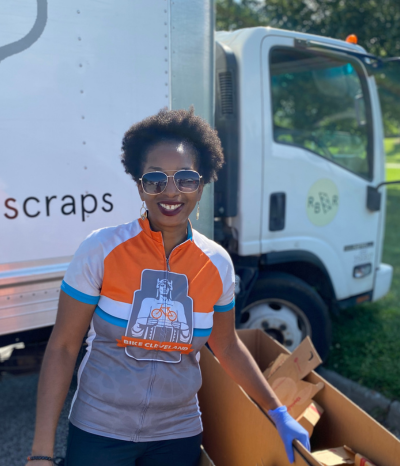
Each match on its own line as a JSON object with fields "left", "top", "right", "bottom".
{"left": 307, "top": 179, "right": 339, "bottom": 226}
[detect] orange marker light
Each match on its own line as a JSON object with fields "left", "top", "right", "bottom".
{"left": 346, "top": 34, "right": 358, "bottom": 44}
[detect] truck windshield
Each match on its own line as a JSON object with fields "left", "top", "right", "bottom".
{"left": 270, "top": 47, "right": 373, "bottom": 180}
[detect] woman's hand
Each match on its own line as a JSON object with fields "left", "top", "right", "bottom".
{"left": 268, "top": 406, "right": 310, "bottom": 463}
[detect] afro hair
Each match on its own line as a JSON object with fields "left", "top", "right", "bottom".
{"left": 121, "top": 107, "right": 224, "bottom": 184}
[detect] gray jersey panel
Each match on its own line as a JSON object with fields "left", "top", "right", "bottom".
{"left": 69, "top": 313, "right": 207, "bottom": 441}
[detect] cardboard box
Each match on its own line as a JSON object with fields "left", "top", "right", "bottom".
{"left": 312, "top": 446, "right": 355, "bottom": 466}
{"left": 264, "top": 352, "right": 289, "bottom": 378}
{"left": 312, "top": 446, "right": 378, "bottom": 466}
{"left": 198, "top": 339, "right": 317, "bottom": 465}
{"left": 263, "top": 339, "right": 325, "bottom": 432}
{"left": 355, "top": 453, "right": 378, "bottom": 466}
{"left": 297, "top": 401, "right": 324, "bottom": 437}
{"left": 269, "top": 375, "right": 324, "bottom": 420}
{"left": 266, "top": 336, "right": 322, "bottom": 385}
{"left": 198, "top": 329, "right": 400, "bottom": 466}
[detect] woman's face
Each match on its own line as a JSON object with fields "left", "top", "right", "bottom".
{"left": 138, "top": 142, "right": 203, "bottom": 229}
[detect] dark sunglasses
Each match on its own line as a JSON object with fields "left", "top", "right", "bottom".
{"left": 139, "top": 170, "right": 202, "bottom": 195}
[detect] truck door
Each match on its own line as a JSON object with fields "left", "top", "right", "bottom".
{"left": 260, "top": 36, "right": 385, "bottom": 301}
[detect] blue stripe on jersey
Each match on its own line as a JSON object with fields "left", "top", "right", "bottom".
{"left": 95, "top": 306, "right": 128, "bottom": 327}
{"left": 193, "top": 327, "right": 212, "bottom": 337}
{"left": 61, "top": 280, "right": 100, "bottom": 305}
{"left": 95, "top": 306, "right": 212, "bottom": 337}
{"left": 213, "top": 298, "right": 235, "bottom": 312}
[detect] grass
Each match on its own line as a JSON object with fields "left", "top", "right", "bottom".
{"left": 326, "top": 138, "right": 400, "bottom": 401}
{"left": 385, "top": 137, "right": 400, "bottom": 164}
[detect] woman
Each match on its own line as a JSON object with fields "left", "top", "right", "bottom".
{"left": 26, "top": 109, "right": 309, "bottom": 466}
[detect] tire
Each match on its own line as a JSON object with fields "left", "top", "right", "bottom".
{"left": 239, "top": 272, "right": 332, "bottom": 361}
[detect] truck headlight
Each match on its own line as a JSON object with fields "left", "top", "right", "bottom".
{"left": 353, "top": 263, "right": 372, "bottom": 278}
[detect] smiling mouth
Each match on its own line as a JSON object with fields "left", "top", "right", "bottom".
{"left": 159, "top": 203, "right": 183, "bottom": 211}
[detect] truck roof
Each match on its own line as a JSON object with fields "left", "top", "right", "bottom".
{"left": 216, "top": 27, "right": 367, "bottom": 55}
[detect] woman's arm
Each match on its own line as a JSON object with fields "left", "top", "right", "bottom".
{"left": 26, "top": 291, "right": 96, "bottom": 466}
{"left": 208, "top": 308, "right": 282, "bottom": 412}
{"left": 208, "top": 308, "right": 310, "bottom": 463}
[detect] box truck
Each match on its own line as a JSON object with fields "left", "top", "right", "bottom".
{"left": 1, "top": 0, "right": 399, "bottom": 360}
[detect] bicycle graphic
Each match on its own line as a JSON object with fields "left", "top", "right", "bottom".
{"left": 151, "top": 305, "right": 178, "bottom": 322}
{"left": 128, "top": 272, "right": 192, "bottom": 354}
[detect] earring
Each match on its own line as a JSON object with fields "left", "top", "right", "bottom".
{"left": 140, "top": 202, "right": 147, "bottom": 220}
{"left": 196, "top": 202, "right": 200, "bottom": 220}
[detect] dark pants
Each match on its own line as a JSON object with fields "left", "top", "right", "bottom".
{"left": 65, "top": 423, "right": 202, "bottom": 466}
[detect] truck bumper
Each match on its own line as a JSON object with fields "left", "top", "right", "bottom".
{"left": 372, "top": 263, "right": 393, "bottom": 302}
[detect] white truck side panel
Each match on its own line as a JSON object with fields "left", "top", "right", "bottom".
{"left": 0, "top": 0, "right": 216, "bottom": 337}
{"left": 170, "top": 0, "right": 215, "bottom": 240}
{"left": 0, "top": 0, "right": 170, "bottom": 265}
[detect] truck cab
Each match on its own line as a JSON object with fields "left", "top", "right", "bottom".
{"left": 214, "top": 27, "right": 395, "bottom": 360}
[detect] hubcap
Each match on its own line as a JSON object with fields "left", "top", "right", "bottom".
{"left": 239, "top": 299, "right": 312, "bottom": 352}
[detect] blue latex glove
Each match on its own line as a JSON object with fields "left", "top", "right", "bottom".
{"left": 268, "top": 405, "right": 310, "bottom": 463}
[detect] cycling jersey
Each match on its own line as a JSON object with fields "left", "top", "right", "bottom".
{"left": 61, "top": 217, "right": 235, "bottom": 442}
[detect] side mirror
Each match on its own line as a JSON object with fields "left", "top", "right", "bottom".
{"left": 367, "top": 181, "right": 400, "bottom": 211}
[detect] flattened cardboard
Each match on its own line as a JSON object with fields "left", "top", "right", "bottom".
{"left": 198, "top": 344, "right": 313, "bottom": 466}
{"left": 235, "top": 330, "right": 400, "bottom": 466}
{"left": 312, "top": 447, "right": 355, "bottom": 466}
{"left": 313, "top": 447, "right": 378, "bottom": 466}
{"left": 297, "top": 401, "right": 324, "bottom": 437}
{"left": 267, "top": 336, "right": 322, "bottom": 385}
{"left": 264, "top": 338, "right": 324, "bottom": 419}
{"left": 264, "top": 352, "right": 289, "bottom": 378}
{"left": 270, "top": 376, "right": 325, "bottom": 419}
{"left": 355, "top": 453, "right": 378, "bottom": 466}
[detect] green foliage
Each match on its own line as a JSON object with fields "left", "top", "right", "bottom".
{"left": 216, "top": 0, "right": 267, "bottom": 31}
{"left": 216, "top": 0, "right": 400, "bottom": 58}
{"left": 261, "top": 0, "right": 400, "bottom": 59}
{"left": 385, "top": 137, "right": 400, "bottom": 164}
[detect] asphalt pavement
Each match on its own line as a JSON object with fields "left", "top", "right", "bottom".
{"left": 0, "top": 372, "right": 74, "bottom": 466}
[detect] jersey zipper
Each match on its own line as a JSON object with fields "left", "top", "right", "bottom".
{"left": 166, "top": 238, "right": 190, "bottom": 269}
{"left": 134, "top": 359, "right": 157, "bottom": 441}
{"left": 165, "top": 231, "right": 191, "bottom": 270}
{"left": 133, "top": 233, "right": 190, "bottom": 441}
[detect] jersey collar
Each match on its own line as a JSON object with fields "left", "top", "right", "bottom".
{"left": 138, "top": 217, "right": 193, "bottom": 243}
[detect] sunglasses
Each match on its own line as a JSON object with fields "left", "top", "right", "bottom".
{"left": 139, "top": 170, "right": 202, "bottom": 195}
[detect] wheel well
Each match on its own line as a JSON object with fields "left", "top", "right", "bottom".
{"left": 260, "top": 261, "right": 336, "bottom": 308}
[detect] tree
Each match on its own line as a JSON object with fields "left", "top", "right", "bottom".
{"left": 216, "top": 0, "right": 267, "bottom": 31}
{"left": 261, "top": 0, "right": 400, "bottom": 59}
{"left": 217, "top": 0, "right": 400, "bottom": 58}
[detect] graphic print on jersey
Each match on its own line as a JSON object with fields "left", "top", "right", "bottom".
{"left": 121, "top": 269, "right": 193, "bottom": 363}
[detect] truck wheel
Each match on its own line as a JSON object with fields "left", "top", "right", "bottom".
{"left": 239, "top": 272, "right": 331, "bottom": 361}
